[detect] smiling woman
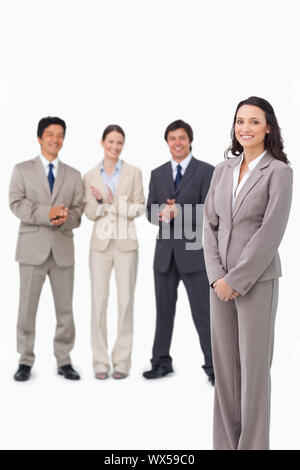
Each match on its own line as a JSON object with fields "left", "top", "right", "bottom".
{"left": 83, "top": 124, "right": 145, "bottom": 381}
{"left": 225, "top": 96, "right": 289, "bottom": 164}
{"left": 203, "top": 96, "right": 293, "bottom": 450}
{"left": 235, "top": 105, "right": 270, "bottom": 158}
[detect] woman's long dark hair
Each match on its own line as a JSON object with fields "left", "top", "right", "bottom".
{"left": 224, "top": 96, "right": 289, "bottom": 164}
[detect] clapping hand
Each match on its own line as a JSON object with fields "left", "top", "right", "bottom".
{"left": 91, "top": 186, "right": 103, "bottom": 202}
{"left": 159, "top": 198, "right": 179, "bottom": 221}
{"left": 49, "top": 204, "right": 69, "bottom": 226}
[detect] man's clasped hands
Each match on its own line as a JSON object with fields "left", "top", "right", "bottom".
{"left": 158, "top": 198, "right": 240, "bottom": 302}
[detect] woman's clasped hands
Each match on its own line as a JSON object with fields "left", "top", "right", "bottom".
{"left": 213, "top": 278, "right": 240, "bottom": 302}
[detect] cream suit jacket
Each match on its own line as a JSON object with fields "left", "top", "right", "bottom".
{"left": 9, "top": 156, "right": 84, "bottom": 267}
{"left": 203, "top": 152, "right": 293, "bottom": 296}
{"left": 83, "top": 161, "right": 145, "bottom": 251}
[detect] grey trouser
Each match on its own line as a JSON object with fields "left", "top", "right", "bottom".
{"left": 210, "top": 279, "right": 279, "bottom": 450}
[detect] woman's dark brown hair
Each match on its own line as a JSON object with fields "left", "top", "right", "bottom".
{"left": 102, "top": 124, "right": 125, "bottom": 141}
{"left": 225, "top": 96, "right": 289, "bottom": 164}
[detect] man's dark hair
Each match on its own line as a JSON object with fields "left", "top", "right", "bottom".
{"left": 37, "top": 116, "right": 66, "bottom": 138}
{"left": 164, "top": 120, "right": 193, "bottom": 149}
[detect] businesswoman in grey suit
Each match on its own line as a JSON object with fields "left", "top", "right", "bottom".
{"left": 84, "top": 125, "right": 145, "bottom": 380}
{"left": 203, "top": 97, "right": 293, "bottom": 450}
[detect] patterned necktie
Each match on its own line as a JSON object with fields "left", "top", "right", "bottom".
{"left": 48, "top": 163, "right": 55, "bottom": 193}
{"left": 174, "top": 164, "right": 182, "bottom": 189}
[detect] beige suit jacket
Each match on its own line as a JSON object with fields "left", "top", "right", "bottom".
{"left": 83, "top": 161, "right": 145, "bottom": 251}
{"left": 9, "top": 156, "right": 84, "bottom": 267}
{"left": 203, "top": 152, "right": 293, "bottom": 295}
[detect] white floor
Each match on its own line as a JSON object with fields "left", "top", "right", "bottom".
{"left": 0, "top": 346, "right": 214, "bottom": 450}
{"left": 1, "top": 273, "right": 299, "bottom": 450}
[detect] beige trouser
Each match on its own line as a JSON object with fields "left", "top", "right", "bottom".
{"left": 90, "top": 241, "right": 138, "bottom": 375}
{"left": 210, "top": 278, "right": 279, "bottom": 450}
{"left": 17, "top": 252, "right": 75, "bottom": 368}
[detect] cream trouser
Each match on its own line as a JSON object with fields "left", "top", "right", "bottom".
{"left": 90, "top": 241, "right": 138, "bottom": 374}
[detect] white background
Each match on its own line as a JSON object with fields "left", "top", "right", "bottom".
{"left": 0, "top": 0, "right": 299, "bottom": 450}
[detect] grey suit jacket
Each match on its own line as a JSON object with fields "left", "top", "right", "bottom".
{"left": 9, "top": 156, "right": 84, "bottom": 267}
{"left": 147, "top": 156, "right": 214, "bottom": 273}
{"left": 203, "top": 151, "right": 293, "bottom": 295}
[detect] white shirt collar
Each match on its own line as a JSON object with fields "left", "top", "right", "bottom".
{"left": 39, "top": 153, "right": 59, "bottom": 169}
{"left": 238, "top": 150, "right": 266, "bottom": 171}
{"left": 171, "top": 152, "right": 192, "bottom": 171}
{"left": 100, "top": 158, "right": 122, "bottom": 173}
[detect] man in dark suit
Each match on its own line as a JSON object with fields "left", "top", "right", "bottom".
{"left": 143, "top": 120, "right": 215, "bottom": 384}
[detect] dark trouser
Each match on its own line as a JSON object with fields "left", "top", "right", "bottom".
{"left": 151, "top": 254, "right": 213, "bottom": 376}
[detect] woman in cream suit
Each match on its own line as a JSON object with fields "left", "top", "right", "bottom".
{"left": 84, "top": 125, "right": 145, "bottom": 380}
{"left": 203, "top": 97, "right": 293, "bottom": 450}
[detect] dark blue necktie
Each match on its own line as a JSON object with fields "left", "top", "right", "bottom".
{"left": 174, "top": 164, "right": 182, "bottom": 189}
{"left": 48, "top": 163, "right": 55, "bottom": 193}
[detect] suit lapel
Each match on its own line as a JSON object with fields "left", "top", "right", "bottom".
{"left": 232, "top": 151, "right": 273, "bottom": 220}
{"left": 89, "top": 164, "right": 107, "bottom": 200}
{"left": 174, "top": 157, "right": 198, "bottom": 197}
{"left": 33, "top": 156, "right": 51, "bottom": 198}
{"left": 114, "top": 161, "right": 132, "bottom": 201}
{"left": 223, "top": 157, "right": 240, "bottom": 221}
{"left": 162, "top": 162, "right": 176, "bottom": 198}
{"left": 51, "top": 161, "right": 67, "bottom": 203}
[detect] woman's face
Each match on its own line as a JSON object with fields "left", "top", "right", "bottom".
{"left": 101, "top": 131, "right": 125, "bottom": 160}
{"left": 235, "top": 105, "right": 270, "bottom": 152}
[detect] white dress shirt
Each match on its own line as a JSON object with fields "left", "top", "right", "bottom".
{"left": 171, "top": 153, "right": 192, "bottom": 181}
{"left": 232, "top": 151, "right": 266, "bottom": 209}
{"left": 39, "top": 153, "right": 59, "bottom": 178}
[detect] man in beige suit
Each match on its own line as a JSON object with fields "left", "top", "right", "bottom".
{"left": 84, "top": 125, "right": 144, "bottom": 379}
{"left": 9, "top": 116, "right": 84, "bottom": 381}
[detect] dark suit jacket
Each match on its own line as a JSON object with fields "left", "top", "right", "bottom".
{"left": 146, "top": 156, "right": 214, "bottom": 273}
